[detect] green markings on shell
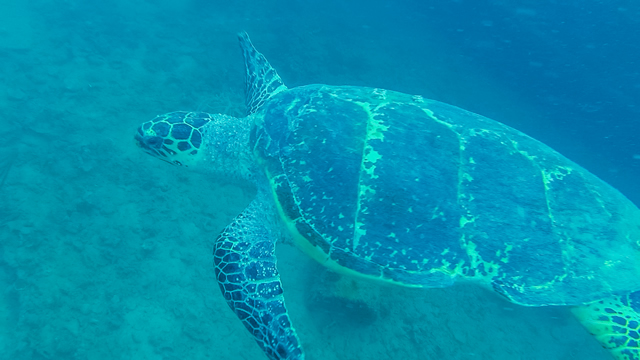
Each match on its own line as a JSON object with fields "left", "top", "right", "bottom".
{"left": 341, "top": 95, "right": 392, "bottom": 251}
{"left": 255, "top": 84, "right": 640, "bottom": 308}
{"left": 418, "top": 105, "right": 573, "bottom": 284}
{"left": 511, "top": 137, "right": 575, "bottom": 228}
{"left": 459, "top": 234, "right": 515, "bottom": 281}
{"left": 420, "top": 106, "right": 494, "bottom": 279}
{"left": 420, "top": 106, "right": 455, "bottom": 129}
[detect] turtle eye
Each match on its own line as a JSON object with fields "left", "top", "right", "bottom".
{"left": 173, "top": 160, "right": 183, "bottom": 166}
{"left": 144, "top": 136, "right": 163, "bottom": 149}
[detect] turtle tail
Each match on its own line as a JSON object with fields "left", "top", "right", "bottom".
{"left": 238, "top": 32, "right": 288, "bottom": 116}
{"left": 572, "top": 292, "right": 640, "bottom": 360}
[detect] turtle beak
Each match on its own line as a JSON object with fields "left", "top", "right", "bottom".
{"left": 134, "top": 128, "right": 166, "bottom": 163}
{"left": 134, "top": 131, "right": 144, "bottom": 148}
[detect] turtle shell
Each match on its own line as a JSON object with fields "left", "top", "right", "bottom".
{"left": 251, "top": 84, "right": 640, "bottom": 306}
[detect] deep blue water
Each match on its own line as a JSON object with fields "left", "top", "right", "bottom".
{"left": 0, "top": 1, "right": 637, "bottom": 359}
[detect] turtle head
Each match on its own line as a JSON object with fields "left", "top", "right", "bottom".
{"left": 135, "top": 111, "right": 212, "bottom": 168}
{"left": 135, "top": 111, "right": 254, "bottom": 181}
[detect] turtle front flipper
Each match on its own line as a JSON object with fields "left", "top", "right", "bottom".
{"left": 213, "top": 199, "right": 304, "bottom": 360}
{"left": 238, "top": 32, "right": 288, "bottom": 116}
{"left": 572, "top": 292, "right": 640, "bottom": 360}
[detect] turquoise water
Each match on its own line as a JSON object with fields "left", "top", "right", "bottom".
{"left": 1, "top": 0, "right": 638, "bottom": 359}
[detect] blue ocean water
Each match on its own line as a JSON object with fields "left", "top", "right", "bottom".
{"left": 0, "top": 0, "right": 637, "bottom": 359}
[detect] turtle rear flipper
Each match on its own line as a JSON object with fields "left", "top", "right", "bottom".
{"left": 213, "top": 198, "right": 304, "bottom": 360}
{"left": 572, "top": 292, "right": 640, "bottom": 360}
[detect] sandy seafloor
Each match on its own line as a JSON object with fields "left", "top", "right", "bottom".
{"left": 0, "top": 0, "right": 638, "bottom": 359}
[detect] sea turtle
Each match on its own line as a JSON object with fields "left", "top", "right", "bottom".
{"left": 134, "top": 32, "right": 640, "bottom": 360}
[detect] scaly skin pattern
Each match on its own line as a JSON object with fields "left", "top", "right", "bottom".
{"left": 213, "top": 198, "right": 303, "bottom": 360}
{"left": 573, "top": 293, "right": 640, "bottom": 360}
{"left": 135, "top": 111, "right": 213, "bottom": 167}
{"left": 238, "top": 32, "right": 287, "bottom": 116}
